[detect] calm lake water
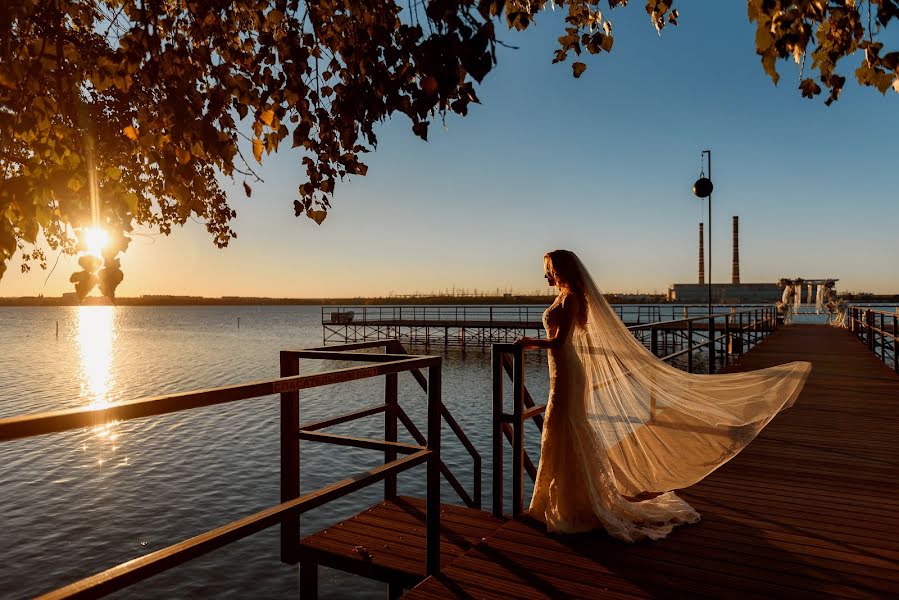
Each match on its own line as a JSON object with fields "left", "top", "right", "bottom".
{"left": 0, "top": 305, "right": 552, "bottom": 599}
{"left": 1, "top": 303, "right": 893, "bottom": 598}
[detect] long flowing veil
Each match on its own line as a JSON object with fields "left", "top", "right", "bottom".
{"left": 571, "top": 255, "right": 811, "bottom": 497}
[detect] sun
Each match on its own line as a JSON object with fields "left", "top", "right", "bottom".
{"left": 83, "top": 226, "right": 109, "bottom": 255}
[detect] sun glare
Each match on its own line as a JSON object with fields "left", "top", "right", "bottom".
{"left": 83, "top": 226, "right": 109, "bottom": 255}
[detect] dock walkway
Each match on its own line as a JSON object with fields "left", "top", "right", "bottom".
{"left": 408, "top": 325, "right": 899, "bottom": 598}
{"left": 301, "top": 325, "right": 899, "bottom": 598}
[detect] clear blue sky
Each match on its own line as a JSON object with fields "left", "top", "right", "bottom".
{"left": 3, "top": 2, "right": 897, "bottom": 297}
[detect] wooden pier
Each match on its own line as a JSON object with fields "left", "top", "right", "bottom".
{"left": 298, "top": 325, "right": 899, "bottom": 598}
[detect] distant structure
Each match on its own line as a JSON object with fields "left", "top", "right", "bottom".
{"left": 669, "top": 216, "right": 780, "bottom": 303}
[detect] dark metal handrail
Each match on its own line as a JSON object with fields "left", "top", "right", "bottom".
{"left": 304, "top": 339, "right": 482, "bottom": 509}
{"left": 848, "top": 306, "right": 898, "bottom": 373}
{"left": 491, "top": 307, "right": 777, "bottom": 518}
{"left": 2, "top": 344, "right": 446, "bottom": 599}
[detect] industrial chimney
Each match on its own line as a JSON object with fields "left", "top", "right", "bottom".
{"left": 698, "top": 223, "right": 705, "bottom": 284}
{"left": 732, "top": 216, "right": 740, "bottom": 284}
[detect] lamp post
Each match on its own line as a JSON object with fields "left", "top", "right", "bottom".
{"left": 693, "top": 150, "right": 713, "bottom": 319}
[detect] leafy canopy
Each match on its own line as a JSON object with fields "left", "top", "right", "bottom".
{"left": 1, "top": 0, "right": 897, "bottom": 299}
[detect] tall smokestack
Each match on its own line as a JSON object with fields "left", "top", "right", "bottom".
{"left": 698, "top": 223, "right": 705, "bottom": 284}
{"left": 732, "top": 216, "right": 740, "bottom": 284}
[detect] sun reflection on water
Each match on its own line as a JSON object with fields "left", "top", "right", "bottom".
{"left": 77, "top": 306, "right": 116, "bottom": 407}
{"left": 76, "top": 306, "right": 122, "bottom": 464}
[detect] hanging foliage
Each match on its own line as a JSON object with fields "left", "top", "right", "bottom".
{"left": 1, "top": 1, "right": 896, "bottom": 298}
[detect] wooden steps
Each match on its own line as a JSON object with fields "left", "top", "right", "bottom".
{"left": 297, "top": 496, "right": 504, "bottom": 588}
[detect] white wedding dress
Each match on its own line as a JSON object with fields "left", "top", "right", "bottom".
{"left": 529, "top": 255, "right": 812, "bottom": 542}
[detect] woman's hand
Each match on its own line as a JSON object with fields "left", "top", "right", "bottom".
{"left": 514, "top": 336, "right": 532, "bottom": 349}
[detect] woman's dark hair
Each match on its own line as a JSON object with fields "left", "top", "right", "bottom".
{"left": 545, "top": 249, "right": 588, "bottom": 328}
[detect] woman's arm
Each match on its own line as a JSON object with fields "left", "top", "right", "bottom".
{"left": 516, "top": 295, "right": 579, "bottom": 350}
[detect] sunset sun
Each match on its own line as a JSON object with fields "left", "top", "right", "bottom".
{"left": 82, "top": 227, "right": 109, "bottom": 255}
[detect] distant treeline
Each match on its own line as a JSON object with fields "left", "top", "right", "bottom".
{"left": 3, "top": 292, "right": 896, "bottom": 308}
{"left": 0, "top": 293, "right": 671, "bottom": 307}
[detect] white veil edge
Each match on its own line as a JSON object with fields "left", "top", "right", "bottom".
{"left": 571, "top": 255, "right": 812, "bottom": 496}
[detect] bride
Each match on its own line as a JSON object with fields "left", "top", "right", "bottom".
{"left": 515, "top": 250, "right": 811, "bottom": 542}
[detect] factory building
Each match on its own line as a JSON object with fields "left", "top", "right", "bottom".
{"left": 667, "top": 216, "right": 780, "bottom": 304}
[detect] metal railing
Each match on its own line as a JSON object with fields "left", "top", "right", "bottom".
{"left": 304, "top": 340, "right": 481, "bottom": 510}
{"left": 0, "top": 342, "right": 453, "bottom": 599}
{"left": 322, "top": 304, "right": 775, "bottom": 328}
{"left": 491, "top": 307, "right": 778, "bottom": 518}
{"left": 323, "top": 305, "right": 546, "bottom": 325}
{"left": 848, "top": 306, "right": 899, "bottom": 373}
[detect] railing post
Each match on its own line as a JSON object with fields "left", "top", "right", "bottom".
{"left": 650, "top": 327, "right": 658, "bottom": 357}
{"left": 724, "top": 316, "right": 731, "bottom": 367}
{"left": 893, "top": 315, "right": 898, "bottom": 374}
{"left": 491, "top": 348, "right": 504, "bottom": 518}
{"left": 512, "top": 345, "right": 525, "bottom": 518}
{"left": 426, "top": 363, "right": 442, "bottom": 576}
{"left": 279, "top": 351, "right": 300, "bottom": 565}
{"left": 867, "top": 311, "right": 875, "bottom": 352}
{"left": 708, "top": 316, "right": 715, "bottom": 374}
{"left": 687, "top": 319, "right": 694, "bottom": 373}
{"left": 384, "top": 373, "right": 398, "bottom": 501}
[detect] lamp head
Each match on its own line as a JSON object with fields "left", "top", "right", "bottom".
{"left": 693, "top": 177, "right": 713, "bottom": 198}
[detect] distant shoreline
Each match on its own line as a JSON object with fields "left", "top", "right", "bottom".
{"left": 0, "top": 294, "right": 657, "bottom": 307}
{"left": 2, "top": 293, "right": 897, "bottom": 307}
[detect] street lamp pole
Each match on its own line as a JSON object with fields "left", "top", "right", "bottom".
{"left": 704, "top": 149, "right": 712, "bottom": 319}
{"left": 692, "top": 150, "right": 714, "bottom": 319}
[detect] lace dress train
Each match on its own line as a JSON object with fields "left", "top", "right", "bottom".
{"left": 528, "top": 302, "right": 699, "bottom": 542}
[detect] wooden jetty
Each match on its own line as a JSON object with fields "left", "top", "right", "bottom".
{"left": 297, "top": 323, "right": 898, "bottom": 598}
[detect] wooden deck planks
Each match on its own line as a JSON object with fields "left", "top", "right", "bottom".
{"left": 297, "top": 496, "right": 505, "bottom": 587}
{"left": 406, "top": 325, "right": 899, "bottom": 599}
